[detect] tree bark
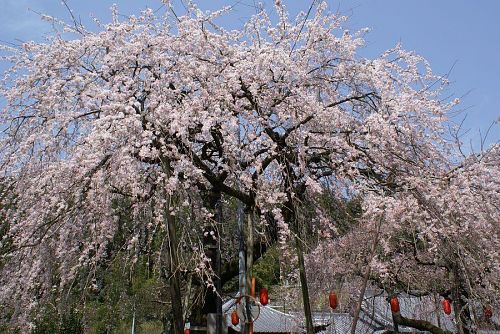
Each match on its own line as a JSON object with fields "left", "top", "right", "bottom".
{"left": 166, "top": 199, "right": 184, "bottom": 334}
{"left": 350, "top": 217, "right": 382, "bottom": 334}
{"left": 293, "top": 227, "right": 314, "bottom": 334}
{"left": 451, "top": 257, "right": 474, "bottom": 334}
{"left": 199, "top": 190, "right": 222, "bottom": 329}
{"left": 161, "top": 157, "right": 184, "bottom": 334}
{"left": 453, "top": 285, "right": 473, "bottom": 334}
{"left": 282, "top": 166, "right": 314, "bottom": 334}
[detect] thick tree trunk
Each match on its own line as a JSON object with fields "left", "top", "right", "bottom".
{"left": 293, "top": 228, "right": 314, "bottom": 334}
{"left": 200, "top": 190, "right": 222, "bottom": 331}
{"left": 451, "top": 260, "right": 474, "bottom": 334}
{"left": 165, "top": 192, "right": 184, "bottom": 334}
{"left": 167, "top": 220, "right": 184, "bottom": 334}
{"left": 282, "top": 166, "right": 314, "bottom": 334}
{"left": 278, "top": 157, "right": 314, "bottom": 334}
{"left": 453, "top": 287, "right": 474, "bottom": 334}
{"left": 350, "top": 217, "right": 382, "bottom": 334}
{"left": 161, "top": 157, "right": 184, "bottom": 334}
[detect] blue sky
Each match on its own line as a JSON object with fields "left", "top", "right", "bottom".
{"left": 0, "top": 0, "right": 498, "bottom": 151}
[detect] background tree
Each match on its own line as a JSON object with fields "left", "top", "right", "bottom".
{"left": 307, "top": 145, "right": 499, "bottom": 334}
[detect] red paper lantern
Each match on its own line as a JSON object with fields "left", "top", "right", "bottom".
{"left": 442, "top": 299, "right": 452, "bottom": 315}
{"left": 231, "top": 310, "right": 239, "bottom": 326}
{"left": 260, "top": 288, "right": 269, "bottom": 306}
{"left": 329, "top": 291, "right": 338, "bottom": 309}
{"left": 184, "top": 329, "right": 190, "bottom": 334}
{"left": 390, "top": 296, "right": 400, "bottom": 313}
{"left": 484, "top": 305, "right": 493, "bottom": 319}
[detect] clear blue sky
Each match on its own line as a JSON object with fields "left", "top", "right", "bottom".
{"left": 1, "top": 0, "right": 498, "bottom": 151}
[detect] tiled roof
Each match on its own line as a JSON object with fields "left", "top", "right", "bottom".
{"left": 223, "top": 299, "right": 378, "bottom": 334}
{"left": 222, "top": 293, "right": 500, "bottom": 334}
{"left": 360, "top": 292, "right": 500, "bottom": 333}
{"left": 223, "top": 298, "right": 301, "bottom": 333}
{"left": 361, "top": 293, "right": 456, "bottom": 332}
{"left": 315, "top": 313, "right": 377, "bottom": 334}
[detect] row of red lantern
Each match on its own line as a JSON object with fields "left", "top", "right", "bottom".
{"left": 390, "top": 296, "right": 493, "bottom": 318}
{"left": 390, "top": 296, "right": 451, "bottom": 315}
{"left": 200, "top": 291, "right": 494, "bottom": 331}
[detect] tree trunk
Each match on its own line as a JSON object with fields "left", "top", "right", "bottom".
{"left": 283, "top": 159, "right": 314, "bottom": 334}
{"left": 350, "top": 217, "right": 382, "bottom": 334}
{"left": 166, "top": 195, "right": 184, "bottom": 334}
{"left": 282, "top": 165, "right": 314, "bottom": 334}
{"left": 452, "top": 261, "right": 474, "bottom": 334}
{"left": 200, "top": 190, "right": 222, "bottom": 331}
{"left": 453, "top": 287, "right": 474, "bottom": 334}
{"left": 293, "top": 227, "right": 314, "bottom": 334}
{"left": 161, "top": 157, "right": 184, "bottom": 334}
